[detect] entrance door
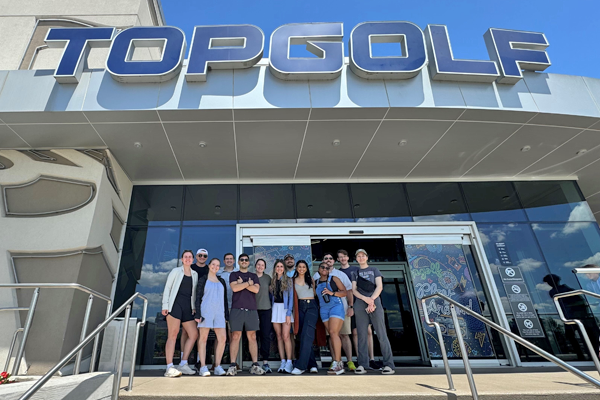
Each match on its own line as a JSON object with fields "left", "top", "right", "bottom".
{"left": 379, "top": 262, "right": 429, "bottom": 363}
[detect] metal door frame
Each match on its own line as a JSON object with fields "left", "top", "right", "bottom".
{"left": 236, "top": 221, "right": 521, "bottom": 368}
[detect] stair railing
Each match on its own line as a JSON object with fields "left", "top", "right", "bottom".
{"left": 421, "top": 292, "right": 600, "bottom": 400}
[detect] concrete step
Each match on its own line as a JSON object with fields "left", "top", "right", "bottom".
{"left": 1, "top": 372, "right": 113, "bottom": 400}
{"left": 120, "top": 367, "right": 600, "bottom": 400}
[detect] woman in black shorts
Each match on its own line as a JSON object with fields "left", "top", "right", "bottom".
{"left": 161, "top": 250, "right": 199, "bottom": 377}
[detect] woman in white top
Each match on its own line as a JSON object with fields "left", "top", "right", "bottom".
{"left": 161, "top": 250, "right": 198, "bottom": 377}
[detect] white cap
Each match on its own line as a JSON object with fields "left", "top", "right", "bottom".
{"left": 196, "top": 248, "right": 208, "bottom": 255}
{"left": 355, "top": 249, "right": 368, "bottom": 257}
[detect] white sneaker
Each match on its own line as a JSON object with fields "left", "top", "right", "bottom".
{"left": 381, "top": 366, "right": 395, "bottom": 375}
{"left": 291, "top": 367, "right": 304, "bottom": 375}
{"left": 284, "top": 360, "right": 293, "bottom": 374}
{"left": 214, "top": 365, "right": 226, "bottom": 376}
{"left": 199, "top": 365, "right": 210, "bottom": 376}
{"left": 354, "top": 365, "right": 367, "bottom": 375}
{"left": 164, "top": 366, "right": 182, "bottom": 377}
{"left": 310, "top": 367, "right": 319, "bottom": 374}
{"left": 278, "top": 362, "right": 286, "bottom": 373}
{"left": 226, "top": 365, "right": 237, "bottom": 376}
{"left": 329, "top": 360, "right": 338, "bottom": 371}
{"left": 177, "top": 364, "right": 195, "bottom": 375}
{"left": 250, "top": 364, "right": 266, "bottom": 375}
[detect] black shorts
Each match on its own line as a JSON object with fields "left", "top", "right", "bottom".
{"left": 229, "top": 308, "right": 260, "bottom": 332}
{"left": 169, "top": 297, "right": 195, "bottom": 323}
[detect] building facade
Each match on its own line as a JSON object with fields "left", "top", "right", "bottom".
{"left": 1, "top": 0, "right": 600, "bottom": 373}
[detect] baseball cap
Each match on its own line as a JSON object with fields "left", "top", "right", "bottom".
{"left": 355, "top": 249, "right": 368, "bottom": 256}
{"left": 196, "top": 248, "right": 208, "bottom": 255}
{"left": 284, "top": 254, "right": 294, "bottom": 260}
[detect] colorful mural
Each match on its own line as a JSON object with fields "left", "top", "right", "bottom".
{"left": 405, "top": 244, "right": 494, "bottom": 359}
{"left": 252, "top": 245, "right": 313, "bottom": 276}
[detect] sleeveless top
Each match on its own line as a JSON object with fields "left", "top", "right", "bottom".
{"left": 295, "top": 282, "right": 314, "bottom": 299}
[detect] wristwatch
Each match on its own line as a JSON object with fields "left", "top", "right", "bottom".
{"left": 349, "top": 306, "right": 353, "bottom": 309}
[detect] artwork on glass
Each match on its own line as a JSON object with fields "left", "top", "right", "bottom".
{"left": 406, "top": 244, "right": 495, "bottom": 359}
{"left": 252, "top": 245, "right": 313, "bottom": 276}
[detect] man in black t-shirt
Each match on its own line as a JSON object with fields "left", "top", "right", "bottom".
{"left": 192, "top": 248, "right": 209, "bottom": 279}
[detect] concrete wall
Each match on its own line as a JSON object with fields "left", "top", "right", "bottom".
{"left": 0, "top": 149, "right": 132, "bottom": 374}
{"left": 0, "top": 0, "right": 163, "bottom": 71}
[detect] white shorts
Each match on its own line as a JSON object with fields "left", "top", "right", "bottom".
{"left": 271, "top": 302, "right": 294, "bottom": 324}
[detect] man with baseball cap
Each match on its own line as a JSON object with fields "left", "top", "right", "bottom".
{"left": 284, "top": 254, "right": 295, "bottom": 278}
{"left": 193, "top": 249, "right": 209, "bottom": 279}
{"left": 352, "top": 249, "right": 395, "bottom": 375}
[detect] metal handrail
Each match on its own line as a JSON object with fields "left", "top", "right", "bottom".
{"left": 552, "top": 289, "right": 600, "bottom": 375}
{"left": 18, "top": 292, "right": 148, "bottom": 400}
{"left": 421, "top": 293, "right": 600, "bottom": 400}
{"left": 0, "top": 283, "right": 112, "bottom": 376}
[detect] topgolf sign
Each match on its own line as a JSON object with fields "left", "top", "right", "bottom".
{"left": 44, "top": 22, "right": 550, "bottom": 85}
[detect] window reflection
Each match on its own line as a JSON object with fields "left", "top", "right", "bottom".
{"left": 477, "top": 223, "right": 556, "bottom": 314}
{"left": 133, "top": 226, "right": 181, "bottom": 365}
{"left": 514, "top": 181, "right": 594, "bottom": 222}
{"left": 179, "top": 225, "right": 236, "bottom": 262}
{"left": 406, "top": 183, "right": 471, "bottom": 221}
{"left": 240, "top": 184, "right": 295, "bottom": 222}
{"left": 532, "top": 222, "right": 600, "bottom": 290}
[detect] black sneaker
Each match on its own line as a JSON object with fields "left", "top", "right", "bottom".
{"left": 369, "top": 359, "right": 383, "bottom": 370}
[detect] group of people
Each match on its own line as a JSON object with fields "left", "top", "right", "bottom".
{"left": 161, "top": 248, "right": 395, "bottom": 377}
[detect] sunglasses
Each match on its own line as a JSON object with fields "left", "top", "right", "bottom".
{"left": 239, "top": 258, "right": 249, "bottom": 262}
{"left": 319, "top": 266, "right": 328, "bottom": 269}
{"left": 197, "top": 254, "right": 207, "bottom": 258}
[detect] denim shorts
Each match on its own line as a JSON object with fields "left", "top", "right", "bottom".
{"left": 319, "top": 301, "right": 345, "bottom": 322}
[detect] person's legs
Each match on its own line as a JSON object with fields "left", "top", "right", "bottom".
{"left": 230, "top": 331, "right": 242, "bottom": 365}
{"left": 369, "top": 298, "right": 394, "bottom": 368}
{"left": 258, "top": 309, "right": 272, "bottom": 363}
{"left": 352, "top": 327, "right": 359, "bottom": 358}
{"left": 295, "top": 302, "right": 317, "bottom": 370}
{"left": 354, "top": 298, "right": 370, "bottom": 368}
{"left": 368, "top": 325, "right": 375, "bottom": 360}
{"left": 341, "top": 334, "right": 352, "bottom": 362}
{"left": 198, "top": 328, "right": 211, "bottom": 367}
{"left": 180, "top": 329, "right": 188, "bottom": 360}
{"left": 181, "top": 321, "right": 198, "bottom": 361}
{"left": 214, "top": 328, "right": 227, "bottom": 366}
{"left": 165, "top": 315, "right": 181, "bottom": 365}
{"left": 247, "top": 331, "right": 259, "bottom": 363}
{"left": 273, "top": 323, "right": 285, "bottom": 361}
{"left": 282, "top": 321, "right": 293, "bottom": 360}
{"left": 326, "top": 318, "right": 344, "bottom": 362}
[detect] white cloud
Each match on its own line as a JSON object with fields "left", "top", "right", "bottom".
{"left": 517, "top": 258, "right": 543, "bottom": 272}
{"left": 143, "top": 292, "right": 164, "bottom": 308}
{"left": 531, "top": 223, "right": 542, "bottom": 231}
{"left": 138, "top": 258, "right": 178, "bottom": 288}
{"left": 564, "top": 252, "right": 600, "bottom": 268}
{"left": 479, "top": 232, "right": 490, "bottom": 246}
{"left": 536, "top": 282, "right": 552, "bottom": 292}
{"left": 550, "top": 204, "right": 595, "bottom": 237}
{"left": 490, "top": 229, "right": 506, "bottom": 243}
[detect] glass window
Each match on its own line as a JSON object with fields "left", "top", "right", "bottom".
{"left": 179, "top": 225, "right": 237, "bottom": 263}
{"left": 127, "top": 186, "right": 183, "bottom": 226}
{"left": 514, "top": 181, "right": 595, "bottom": 222}
{"left": 406, "top": 183, "right": 470, "bottom": 221}
{"left": 350, "top": 183, "right": 411, "bottom": 222}
{"left": 295, "top": 183, "right": 353, "bottom": 222}
{"left": 531, "top": 222, "right": 600, "bottom": 292}
{"left": 113, "top": 227, "right": 148, "bottom": 312}
{"left": 239, "top": 184, "right": 295, "bottom": 222}
{"left": 477, "top": 223, "right": 556, "bottom": 315}
{"left": 462, "top": 182, "right": 527, "bottom": 222}
{"left": 183, "top": 185, "right": 237, "bottom": 223}
{"left": 131, "top": 226, "right": 181, "bottom": 365}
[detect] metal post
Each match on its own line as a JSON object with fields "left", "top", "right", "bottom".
{"left": 4, "top": 328, "right": 23, "bottom": 373}
{"left": 451, "top": 304, "right": 478, "bottom": 400}
{"left": 433, "top": 321, "right": 455, "bottom": 390}
{"left": 127, "top": 321, "right": 142, "bottom": 391}
{"left": 90, "top": 301, "right": 111, "bottom": 373}
{"left": 112, "top": 306, "right": 131, "bottom": 400}
{"left": 12, "top": 288, "right": 40, "bottom": 376}
{"left": 74, "top": 295, "right": 94, "bottom": 375}
{"left": 573, "top": 320, "right": 600, "bottom": 377}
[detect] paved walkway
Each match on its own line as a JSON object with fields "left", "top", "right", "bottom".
{"left": 120, "top": 367, "right": 600, "bottom": 399}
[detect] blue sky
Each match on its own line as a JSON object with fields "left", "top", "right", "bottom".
{"left": 161, "top": 0, "right": 600, "bottom": 79}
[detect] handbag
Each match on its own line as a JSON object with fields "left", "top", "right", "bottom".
{"left": 356, "top": 275, "right": 376, "bottom": 296}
